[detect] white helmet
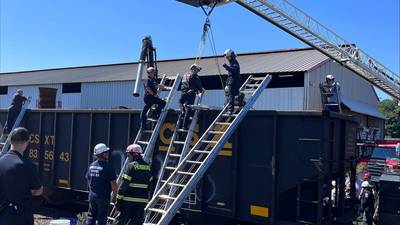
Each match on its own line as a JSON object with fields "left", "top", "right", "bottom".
{"left": 190, "top": 63, "right": 202, "bottom": 71}
{"left": 331, "top": 180, "right": 336, "bottom": 186}
{"left": 94, "top": 143, "right": 110, "bottom": 156}
{"left": 224, "top": 49, "right": 236, "bottom": 57}
{"left": 126, "top": 144, "right": 143, "bottom": 154}
{"left": 17, "top": 89, "right": 23, "bottom": 95}
{"left": 361, "top": 181, "right": 372, "bottom": 188}
{"left": 147, "top": 67, "right": 156, "bottom": 74}
{"left": 326, "top": 74, "right": 334, "bottom": 80}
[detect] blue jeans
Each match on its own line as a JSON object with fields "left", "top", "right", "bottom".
{"left": 87, "top": 196, "right": 110, "bottom": 225}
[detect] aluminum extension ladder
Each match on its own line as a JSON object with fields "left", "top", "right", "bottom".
{"left": 143, "top": 74, "right": 272, "bottom": 225}
{"left": 0, "top": 96, "right": 32, "bottom": 157}
{"left": 233, "top": 0, "right": 400, "bottom": 100}
{"left": 107, "top": 74, "right": 181, "bottom": 224}
{"left": 319, "top": 83, "right": 342, "bottom": 113}
{"left": 154, "top": 94, "right": 204, "bottom": 193}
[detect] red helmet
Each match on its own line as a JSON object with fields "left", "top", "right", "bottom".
{"left": 126, "top": 144, "right": 142, "bottom": 154}
{"left": 364, "top": 172, "right": 371, "bottom": 180}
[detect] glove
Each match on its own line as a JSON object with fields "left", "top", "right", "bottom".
{"left": 222, "top": 63, "right": 228, "bottom": 69}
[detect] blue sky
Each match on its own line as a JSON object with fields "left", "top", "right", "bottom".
{"left": 0, "top": 0, "right": 399, "bottom": 98}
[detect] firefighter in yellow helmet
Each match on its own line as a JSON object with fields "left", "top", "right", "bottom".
{"left": 115, "top": 144, "right": 153, "bottom": 225}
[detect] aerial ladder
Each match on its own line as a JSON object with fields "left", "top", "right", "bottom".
{"left": 178, "top": 0, "right": 400, "bottom": 100}
{"left": 0, "top": 96, "right": 32, "bottom": 157}
{"left": 143, "top": 74, "right": 272, "bottom": 225}
{"left": 107, "top": 36, "right": 182, "bottom": 224}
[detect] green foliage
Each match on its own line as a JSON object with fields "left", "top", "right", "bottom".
{"left": 379, "top": 99, "right": 400, "bottom": 138}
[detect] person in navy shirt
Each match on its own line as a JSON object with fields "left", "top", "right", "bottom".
{"left": 86, "top": 143, "right": 117, "bottom": 225}
{"left": 3, "top": 90, "right": 27, "bottom": 134}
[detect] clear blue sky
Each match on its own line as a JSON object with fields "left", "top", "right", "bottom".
{"left": 0, "top": 0, "right": 399, "bottom": 98}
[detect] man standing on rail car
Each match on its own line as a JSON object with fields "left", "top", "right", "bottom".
{"left": 320, "top": 74, "right": 341, "bottom": 112}
{"left": 115, "top": 144, "right": 153, "bottom": 225}
{"left": 86, "top": 143, "right": 117, "bottom": 225}
{"left": 140, "top": 67, "right": 166, "bottom": 129}
{"left": 179, "top": 64, "right": 205, "bottom": 129}
{"left": 0, "top": 127, "right": 43, "bottom": 225}
{"left": 3, "top": 90, "right": 27, "bottom": 134}
{"left": 222, "top": 49, "right": 244, "bottom": 114}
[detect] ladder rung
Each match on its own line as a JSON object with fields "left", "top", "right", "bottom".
{"left": 186, "top": 160, "right": 202, "bottom": 165}
{"left": 137, "top": 140, "right": 149, "bottom": 145}
{"left": 298, "top": 199, "right": 319, "bottom": 204}
{"left": 222, "top": 113, "right": 239, "bottom": 117}
{"left": 215, "top": 122, "right": 231, "bottom": 126}
{"left": 251, "top": 77, "right": 265, "bottom": 81}
{"left": 169, "top": 153, "right": 182, "bottom": 158}
{"left": 193, "top": 150, "right": 210, "bottom": 154}
{"left": 177, "top": 171, "right": 195, "bottom": 176}
{"left": 167, "top": 182, "right": 186, "bottom": 188}
{"left": 201, "top": 140, "right": 218, "bottom": 144}
{"left": 148, "top": 208, "right": 166, "bottom": 214}
{"left": 165, "top": 166, "right": 176, "bottom": 170}
{"left": 208, "top": 130, "right": 225, "bottom": 134}
{"left": 107, "top": 217, "right": 116, "bottom": 221}
{"left": 147, "top": 118, "right": 158, "bottom": 122}
{"left": 142, "top": 129, "right": 153, "bottom": 133}
{"left": 173, "top": 141, "right": 185, "bottom": 145}
{"left": 162, "top": 86, "right": 172, "bottom": 91}
{"left": 159, "top": 195, "right": 177, "bottom": 200}
{"left": 177, "top": 129, "right": 188, "bottom": 133}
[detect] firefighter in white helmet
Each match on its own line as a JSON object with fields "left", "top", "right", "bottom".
{"left": 86, "top": 143, "right": 117, "bottom": 225}
{"left": 359, "top": 181, "right": 374, "bottom": 225}
{"left": 320, "top": 74, "right": 341, "bottom": 112}
{"left": 115, "top": 144, "right": 153, "bottom": 225}
{"left": 222, "top": 49, "right": 244, "bottom": 114}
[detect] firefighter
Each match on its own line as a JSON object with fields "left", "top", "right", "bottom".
{"left": 3, "top": 90, "right": 27, "bottom": 134}
{"left": 115, "top": 144, "right": 153, "bottom": 225}
{"left": 321, "top": 74, "right": 341, "bottom": 112}
{"left": 140, "top": 67, "right": 166, "bottom": 129}
{"left": 179, "top": 64, "right": 205, "bottom": 129}
{"left": 359, "top": 181, "right": 374, "bottom": 225}
{"left": 86, "top": 143, "right": 117, "bottom": 225}
{"left": 222, "top": 49, "right": 243, "bottom": 114}
{"left": 0, "top": 127, "right": 42, "bottom": 225}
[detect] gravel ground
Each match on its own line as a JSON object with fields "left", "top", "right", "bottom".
{"left": 33, "top": 206, "right": 83, "bottom": 225}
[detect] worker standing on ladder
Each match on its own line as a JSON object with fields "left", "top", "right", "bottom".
{"left": 140, "top": 67, "right": 166, "bottom": 129}
{"left": 179, "top": 64, "right": 205, "bottom": 129}
{"left": 320, "top": 74, "right": 341, "bottom": 112}
{"left": 222, "top": 49, "right": 243, "bottom": 114}
{"left": 115, "top": 144, "right": 153, "bottom": 225}
{"left": 86, "top": 143, "right": 117, "bottom": 225}
{"left": 3, "top": 90, "right": 27, "bottom": 134}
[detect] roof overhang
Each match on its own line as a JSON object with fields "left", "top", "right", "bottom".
{"left": 341, "top": 95, "right": 386, "bottom": 120}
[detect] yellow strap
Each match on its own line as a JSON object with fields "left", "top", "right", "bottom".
{"left": 116, "top": 194, "right": 149, "bottom": 203}
{"left": 129, "top": 183, "right": 148, "bottom": 189}
{"left": 122, "top": 174, "right": 132, "bottom": 181}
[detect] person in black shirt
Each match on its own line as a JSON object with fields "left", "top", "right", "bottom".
{"left": 359, "top": 181, "right": 374, "bottom": 225}
{"left": 222, "top": 49, "right": 243, "bottom": 114}
{"left": 140, "top": 67, "right": 166, "bottom": 129}
{"left": 179, "top": 64, "right": 205, "bottom": 129}
{"left": 86, "top": 143, "right": 117, "bottom": 225}
{"left": 4, "top": 90, "right": 27, "bottom": 134}
{"left": 0, "top": 127, "right": 42, "bottom": 225}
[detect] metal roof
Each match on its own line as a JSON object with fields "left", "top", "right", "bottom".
{"left": 341, "top": 95, "right": 386, "bottom": 120}
{"left": 0, "top": 48, "right": 328, "bottom": 86}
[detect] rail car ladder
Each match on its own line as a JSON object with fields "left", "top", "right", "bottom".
{"left": 0, "top": 96, "right": 32, "bottom": 157}
{"left": 154, "top": 94, "right": 204, "bottom": 193}
{"left": 296, "top": 178, "right": 320, "bottom": 225}
{"left": 319, "top": 83, "right": 342, "bottom": 113}
{"left": 234, "top": 0, "right": 400, "bottom": 99}
{"left": 107, "top": 74, "right": 181, "bottom": 224}
{"left": 143, "top": 74, "right": 272, "bottom": 225}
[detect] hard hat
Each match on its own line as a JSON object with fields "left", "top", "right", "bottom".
{"left": 94, "top": 143, "right": 110, "bottom": 156}
{"left": 326, "top": 74, "right": 334, "bottom": 80}
{"left": 331, "top": 180, "right": 336, "bottom": 186}
{"left": 17, "top": 89, "right": 23, "bottom": 95}
{"left": 126, "top": 144, "right": 143, "bottom": 154}
{"left": 143, "top": 35, "right": 152, "bottom": 41}
{"left": 364, "top": 172, "right": 371, "bottom": 180}
{"left": 361, "top": 181, "right": 372, "bottom": 188}
{"left": 147, "top": 67, "right": 156, "bottom": 74}
{"left": 190, "top": 64, "right": 202, "bottom": 71}
{"left": 224, "top": 49, "right": 236, "bottom": 57}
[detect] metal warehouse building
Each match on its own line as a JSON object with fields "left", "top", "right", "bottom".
{"left": 0, "top": 47, "right": 385, "bottom": 133}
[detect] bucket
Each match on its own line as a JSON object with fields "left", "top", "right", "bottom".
{"left": 38, "top": 87, "right": 57, "bottom": 108}
{"left": 49, "top": 219, "right": 70, "bottom": 225}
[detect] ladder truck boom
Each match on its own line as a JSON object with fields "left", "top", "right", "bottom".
{"left": 178, "top": 0, "right": 400, "bottom": 100}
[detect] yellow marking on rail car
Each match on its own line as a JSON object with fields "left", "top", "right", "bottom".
{"left": 218, "top": 150, "right": 232, "bottom": 157}
{"left": 58, "top": 179, "right": 69, "bottom": 185}
{"left": 250, "top": 205, "right": 269, "bottom": 218}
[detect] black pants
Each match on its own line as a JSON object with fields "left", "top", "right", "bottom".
{"left": 87, "top": 196, "right": 110, "bottom": 225}
{"left": 225, "top": 85, "right": 240, "bottom": 113}
{"left": 4, "top": 108, "right": 20, "bottom": 134}
{"left": 115, "top": 202, "right": 145, "bottom": 225}
{"left": 179, "top": 92, "right": 196, "bottom": 129}
{"left": 141, "top": 95, "right": 166, "bottom": 128}
{"left": 362, "top": 208, "right": 373, "bottom": 225}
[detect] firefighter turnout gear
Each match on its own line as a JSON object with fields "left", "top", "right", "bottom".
{"left": 115, "top": 156, "right": 153, "bottom": 225}
{"left": 222, "top": 52, "right": 242, "bottom": 114}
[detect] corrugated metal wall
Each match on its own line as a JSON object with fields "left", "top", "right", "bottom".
{"left": 306, "top": 60, "right": 380, "bottom": 110}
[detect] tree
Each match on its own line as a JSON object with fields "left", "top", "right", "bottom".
{"left": 379, "top": 99, "right": 400, "bottom": 138}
